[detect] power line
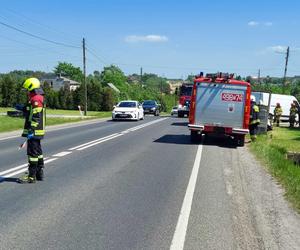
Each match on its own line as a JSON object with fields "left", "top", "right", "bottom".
{"left": 2, "top": 8, "right": 81, "bottom": 44}
{"left": 0, "top": 20, "right": 80, "bottom": 49}
{"left": 86, "top": 47, "right": 108, "bottom": 65}
{"left": 0, "top": 34, "right": 82, "bottom": 60}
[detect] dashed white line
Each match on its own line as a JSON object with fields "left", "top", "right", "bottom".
{"left": 76, "top": 134, "right": 122, "bottom": 151}
{"left": 0, "top": 118, "right": 168, "bottom": 178}
{"left": 170, "top": 144, "right": 203, "bottom": 250}
{"left": 53, "top": 151, "right": 72, "bottom": 157}
{"left": 68, "top": 133, "right": 119, "bottom": 150}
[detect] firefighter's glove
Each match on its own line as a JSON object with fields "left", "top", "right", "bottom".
{"left": 15, "top": 104, "right": 25, "bottom": 111}
{"left": 27, "top": 132, "right": 34, "bottom": 140}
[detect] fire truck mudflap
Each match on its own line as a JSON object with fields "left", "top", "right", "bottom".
{"left": 188, "top": 73, "right": 251, "bottom": 146}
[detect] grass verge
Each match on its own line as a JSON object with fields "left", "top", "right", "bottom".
{"left": 249, "top": 127, "right": 300, "bottom": 212}
{"left": 0, "top": 112, "right": 111, "bottom": 133}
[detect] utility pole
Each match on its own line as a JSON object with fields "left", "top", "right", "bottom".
{"left": 82, "top": 38, "right": 87, "bottom": 116}
{"left": 258, "top": 69, "right": 261, "bottom": 85}
{"left": 140, "top": 67, "right": 143, "bottom": 84}
{"left": 283, "top": 46, "right": 290, "bottom": 87}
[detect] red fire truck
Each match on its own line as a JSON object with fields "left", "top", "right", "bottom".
{"left": 177, "top": 83, "right": 193, "bottom": 117}
{"left": 188, "top": 73, "right": 251, "bottom": 146}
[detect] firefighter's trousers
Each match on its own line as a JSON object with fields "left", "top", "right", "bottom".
{"left": 249, "top": 123, "right": 258, "bottom": 141}
{"left": 27, "top": 138, "right": 44, "bottom": 178}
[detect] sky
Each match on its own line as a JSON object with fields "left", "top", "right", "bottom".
{"left": 0, "top": 0, "right": 300, "bottom": 79}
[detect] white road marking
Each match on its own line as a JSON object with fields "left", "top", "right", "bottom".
{"left": 52, "top": 151, "right": 72, "bottom": 157}
{"left": 2, "top": 158, "right": 58, "bottom": 178}
{"left": 76, "top": 134, "right": 122, "bottom": 151}
{"left": 0, "top": 118, "right": 168, "bottom": 178}
{"left": 0, "top": 163, "right": 28, "bottom": 176}
{"left": 68, "top": 133, "right": 119, "bottom": 150}
{"left": 70, "top": 118, "right": 167, "bottom": 151}
{"left": 0, "top": 135, "right": 19, "bottom": 141}
{"left": 170, "top": 144, "right": 203, "bottom": 250}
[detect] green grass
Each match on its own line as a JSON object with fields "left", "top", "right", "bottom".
{"left": 249, "top": 127, "right": 300, "bottom": 212}
{"left": 0, "top": 111, "right": 111, "bottom": 133}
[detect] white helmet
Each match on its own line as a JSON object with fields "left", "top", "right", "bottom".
{"left": 250, "top": 95, "right": 256, "bottom": 102}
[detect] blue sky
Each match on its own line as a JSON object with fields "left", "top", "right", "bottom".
{"left": 0, "top": 0, "right": 300, "bottom": 78}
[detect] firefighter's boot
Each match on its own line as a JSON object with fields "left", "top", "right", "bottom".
{"left": 36, "top": 158, "right": 44, "bottom": 181}
{"left": 18, "top": 164, "right": 37, "bottom": 184}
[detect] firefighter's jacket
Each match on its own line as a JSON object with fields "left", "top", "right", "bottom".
{"left": 250, "top": 103, "right": 260, "bottom": 125}
{"left": 22, "top": 88, "right": 45, "bottom": 139}
{"left": 274, "top": 107, "right": 283, "bottom": 117}
{"left": 290, "top": 106, "right": 298, "bottom": 117}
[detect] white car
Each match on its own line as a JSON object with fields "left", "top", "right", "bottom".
{"left": 171, "top": 106, "right": 178, "bottom": 116}
{"left": 112, "top": 101, "right": 144, "bottom": 121}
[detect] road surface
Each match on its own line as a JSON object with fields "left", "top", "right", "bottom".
{"left": 0, "top": 116, "right": 299, "bottom": 250}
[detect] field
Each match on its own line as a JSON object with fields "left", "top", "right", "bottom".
{"left": 0, "top": 108, "right": 111, "bottom": 133}
{"left": 250, "top": 127, "right": 300, "bottom": 211}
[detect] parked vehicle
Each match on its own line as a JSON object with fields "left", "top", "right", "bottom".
{"left": 171, "top": 106, "right": 178, "bottom": 116}
{"left": 142, "top": 100, "right": 160, "bottom": 116}
{"left": 188, "top": 73, "right": 251, "bottom": 146}
{"left": 177, "top": 83, "right": 193, "bottom": 117}
{"left": 112, "top": 101, "right": 144, "bottom": 121}
{"left": 252, "top": 92, "right": 299, "bottom": 122}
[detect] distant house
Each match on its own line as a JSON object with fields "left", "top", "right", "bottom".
{"left": 41, "top": 76, "right": 80, "bottom": 91}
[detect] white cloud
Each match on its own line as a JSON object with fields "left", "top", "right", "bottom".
{"left": 125, "top": 35, "right": 168, "bottom": 43}
{"left": 269, "top": 45, "right": 287, "bottom": 53}
{"left": 264, "top": 22, "right": 273, "bottom": 26}
{"left": 248, "top": 21, "right": 259, "bottom": 26}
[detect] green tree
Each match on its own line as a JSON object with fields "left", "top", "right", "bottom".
{"left": 100, "top": 65, "right": 128, "bottom": 92}
{"left": 102, "top": 87, "right": 115, "bottom": 111}
{"left": 0, "top": 75, "right": 17, "bottom": 107}
{"left": 54, "top": 62, "right": 84, "bottom": 82}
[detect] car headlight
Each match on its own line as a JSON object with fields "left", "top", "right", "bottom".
{"left": 151, "top": 107, "right": 156, "bottom": 110}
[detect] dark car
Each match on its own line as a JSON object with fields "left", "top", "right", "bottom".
{"left": 142, "top": 100, "right": 160, "bottom": 116}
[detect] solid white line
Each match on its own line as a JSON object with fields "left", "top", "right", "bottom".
{"left": 52, "top": 151, "right": 72, "bottom": 157}
{"left": 0, "top": 163, "right": 28, "bottom": 176}
{"left": 2, "top": 158, "right": 58, "bottom": 178}
{"left": 68, "top": 133, "right": 119, "bottom": 150}
{"left": 0, "top": 135, "right": 19, "bottom": 141}
{"left": 170, "top": 144, "right": 203, "bottom": 250}
{"left": 76, "top": 134, "right": 122, "bottom": 151}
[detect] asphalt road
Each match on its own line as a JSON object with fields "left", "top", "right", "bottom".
{"left": 0, "top": 116, "right": 299, "bottom": 250}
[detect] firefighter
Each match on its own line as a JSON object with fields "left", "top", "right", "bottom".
{"left": 17, "top": 78, "right": 46, "bottom": 183}
{"left": 293, "top": 100, "right": 300, "bottom": 126}
{"left": 289, "top": 102, "right": 297, "bottom": 128}
{"left": 273, "top": 103, "right": 282, "bottom": 127}
{"left": 249, "top": 95, "right": 260, "bottom": 141}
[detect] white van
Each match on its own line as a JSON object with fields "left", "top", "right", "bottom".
{"left": 252, "top": 92, "right": 299, "bottom": 121}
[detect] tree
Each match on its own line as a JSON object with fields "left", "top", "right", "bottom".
{"left": 100, "top": 65, "right": 128, "bottom": 92}
{"left": 0, "top": 75, "right": 17, "bottom": 107}
{"left": 54, "top": 62, "right": 84, "bottom": 82}
{"left": 102, "top": 88, "right": 115, "bottom": 111}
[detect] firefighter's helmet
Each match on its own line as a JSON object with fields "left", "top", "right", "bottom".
{"left": 23, "top": 77, "right": 40, "bottom": 91}
{"left": 250, "top": 95, "right": 256, "bottom": 102}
